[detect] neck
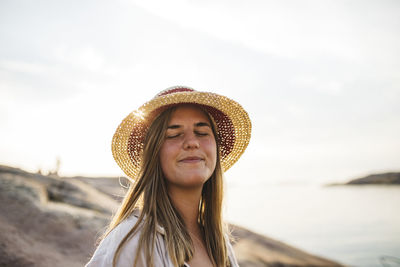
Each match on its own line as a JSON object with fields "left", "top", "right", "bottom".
{"left": 168, "top": 185, "right": 203, "bottom": 234}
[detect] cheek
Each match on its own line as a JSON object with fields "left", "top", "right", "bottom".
{"left": 204, "top": 139, "right": 217, "bottom": 165}
{"left": 160, "top": 142, "right": 178, "bottom": 170}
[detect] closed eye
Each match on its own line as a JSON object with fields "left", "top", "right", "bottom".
{"left": 195, "top": 131, "right": 209, "bottom": 136}
{"left": 166, "top": 133, "right": 181, "bottom": 139}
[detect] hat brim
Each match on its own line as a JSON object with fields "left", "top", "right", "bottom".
{"left": 112, "top": 91, "right": 251, "bottom": 179}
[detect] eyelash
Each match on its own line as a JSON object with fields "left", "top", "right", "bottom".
{"left": 166, "top": 134, "right": 180, "bottom": 139}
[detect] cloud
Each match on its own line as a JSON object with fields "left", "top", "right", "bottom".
{"left": 0, "top": 60, "right": 48, "bottom": 74}
{"left": 128, "top": 0, "right": 400, "bottom": 64}
{"left": 52, "top": 44, "right": 106, "bottom": 73}
{"left": 291, "top": 74, "right": 344, "bottom": 96}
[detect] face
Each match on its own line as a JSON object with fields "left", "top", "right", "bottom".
{"left": 159, "top": 105, "right": 217, "bottom": 190}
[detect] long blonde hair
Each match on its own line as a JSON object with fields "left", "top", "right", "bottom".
{"left": 103, "top": 105, "right": 229, "bottom": 267}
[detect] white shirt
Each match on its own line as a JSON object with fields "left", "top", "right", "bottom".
{"left": 85, "top": 213, "right": 239, "bottom": 267}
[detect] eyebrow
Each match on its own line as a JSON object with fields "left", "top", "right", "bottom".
{"left": 167, "top": 122, "right": 211, "bottom": 129}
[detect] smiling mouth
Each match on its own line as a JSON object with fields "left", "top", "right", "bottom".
{"left": 179, "top": 157, "right": 204, "bottom": 163}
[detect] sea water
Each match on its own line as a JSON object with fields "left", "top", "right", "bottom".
{"left": 225, "top": 183, "right": 400, "bottom": 267}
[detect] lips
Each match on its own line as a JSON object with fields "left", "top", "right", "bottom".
{"left": 179, "top": 156, "right": 204, "bottom": 163}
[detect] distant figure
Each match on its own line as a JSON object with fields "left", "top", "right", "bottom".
{"left": 55, "top": 156, "right": 61, "bottom": 175}
{"left": 47, "top": 157, "right": 61, "bottom": 177}
{"left": 86, "top": 86, "right": 251, "bottom": 267}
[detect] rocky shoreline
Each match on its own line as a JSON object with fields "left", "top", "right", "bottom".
{"left": 345, "top": 172, "right": 400, "bottom": 185}
{"left": 0, "top": 165, "right": 343, "bottom": 267}
{"left": 327, "top": 172, "right": 400, "bottom": 186}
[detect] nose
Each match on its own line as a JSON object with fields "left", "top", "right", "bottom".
{"left": 183, "top": 132, "right": 199, "bottom": 150}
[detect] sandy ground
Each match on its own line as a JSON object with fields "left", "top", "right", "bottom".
{"left": 0, "top": 165, "right": 343, "bottom": 267}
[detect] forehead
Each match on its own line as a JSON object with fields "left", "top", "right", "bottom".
{"left": 168, "top": 105, "right": 210, "bottom": 124}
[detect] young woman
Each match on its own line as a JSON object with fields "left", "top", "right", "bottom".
{"left": 86, "top": 86, "right": 251, "bottom": 267}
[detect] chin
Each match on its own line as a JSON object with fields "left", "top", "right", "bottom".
{"left": 184, "top": 175, "right": 209, "bottom": 186}
{"left": 173, "top": 172, "right": 212, "bottom": 188}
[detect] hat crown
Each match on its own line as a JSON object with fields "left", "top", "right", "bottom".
{"left": 155, "top": 86, "right": 195, "bottom": 98}
{"left": 112, "top": 86, "right": 251, "bottom": 179}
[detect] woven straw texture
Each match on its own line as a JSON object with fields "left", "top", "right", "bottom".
{"left": 112, "top": 87, "right": 251, "bottom": 179}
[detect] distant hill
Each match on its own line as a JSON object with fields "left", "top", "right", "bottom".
{"left": 346, "top": 172, "right": 400, "bottom": 185}
{"left": 0, "top": 165, "right": 343, "bottom": 267}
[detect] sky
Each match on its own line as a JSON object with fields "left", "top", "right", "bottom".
{"left": 1, "top": 0, "right": 399, "bottom": 185}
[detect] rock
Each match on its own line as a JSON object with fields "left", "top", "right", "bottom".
{"left": 346, "top": 172, "right": 400, "bottom": 185}
{"left": 0, "top": 165, "right": 344, "bottom": 266}
{"left": 231, "top": 225, "right": 342, "bottom": 267}
{"left": 0, "top": 179, "right": 101, "bottom": 266}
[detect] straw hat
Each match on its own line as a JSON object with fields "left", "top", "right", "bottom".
{"left": 112, "top": 86, "right": 251, "bottom": 179}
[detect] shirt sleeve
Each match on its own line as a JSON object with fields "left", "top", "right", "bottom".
{"left": 226, "top": 238, "right": 240, "bottom": 267}
{"left": 85, "top": 216, "right": 169, "bottom": 267}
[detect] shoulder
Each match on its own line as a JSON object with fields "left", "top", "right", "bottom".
{"left": 86, "top": 214, "right": 172, "bottom": 267}
{"left": 226, "top": 235, "right": 240, "bottom": 267}
{"left": 85, "top": 215, "right": 141, "bottom": 267}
